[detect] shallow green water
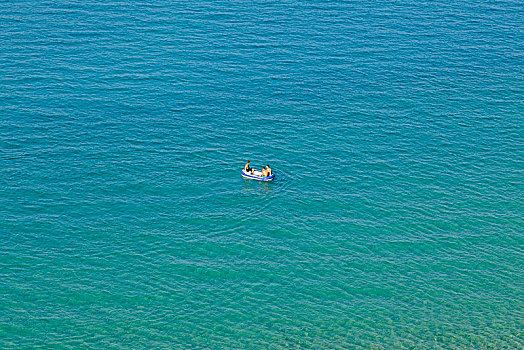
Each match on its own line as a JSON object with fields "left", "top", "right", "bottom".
{"left": 1, "top": 0, "right": 523, "bottom": 348}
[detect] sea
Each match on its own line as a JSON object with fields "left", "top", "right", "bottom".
{"left": 0, "top": 0, "right": 522, "bottom": 348}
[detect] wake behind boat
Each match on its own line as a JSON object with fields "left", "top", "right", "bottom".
{"left": 242, "top": 169, "right": 275, "bottom": 181}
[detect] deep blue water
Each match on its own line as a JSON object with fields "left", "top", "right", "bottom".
{"left": 1, "top": 0, "right": 523, "bottom": 348}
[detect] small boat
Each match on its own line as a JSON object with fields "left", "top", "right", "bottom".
{"left": 241, "top": 169, "right": 275, "bottom": 181}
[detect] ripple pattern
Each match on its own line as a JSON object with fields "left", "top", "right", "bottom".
{"left": 1, "top": 0, "right": 523, "bottom": 348}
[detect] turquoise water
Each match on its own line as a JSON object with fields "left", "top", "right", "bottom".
{"left": 1, "top": 0, "right": 523, "bottom": 348}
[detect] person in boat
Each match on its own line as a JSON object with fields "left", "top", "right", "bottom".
{"left": 244, "top": 161, "right": 253, "bottom": 174}
{"left": 266, "top": 164, "right": 272, "bottom": 176}
{"left": 261, "top": 166, "right": 268, "bottom": 177}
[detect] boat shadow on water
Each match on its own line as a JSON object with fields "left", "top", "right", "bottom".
{"left": 241, "top": 167, "right": 292, "bottom": 196}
